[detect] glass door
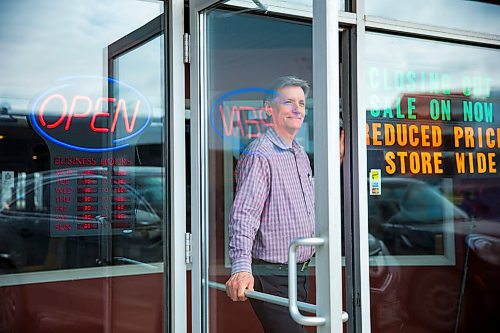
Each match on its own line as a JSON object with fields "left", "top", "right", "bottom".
{"left": 106, "top": 14, "right": 168, "bottom": 332}
{"left": 190, "top": 1, "right": 345, "bottom": 332}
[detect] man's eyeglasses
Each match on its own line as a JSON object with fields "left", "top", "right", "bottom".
{"left": 274, "top": 98, "right": 306, "bottom": 110}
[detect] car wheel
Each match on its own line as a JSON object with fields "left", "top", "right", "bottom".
{"left": 410, "top": 270, "right": 461, "bottom": 332}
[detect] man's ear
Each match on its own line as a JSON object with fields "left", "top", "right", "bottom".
{"left": 263, "top": 101, "right": 273, "bottom": 117}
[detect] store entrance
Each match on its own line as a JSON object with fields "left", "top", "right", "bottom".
{"left": 190, "top": 1, "right": 347, "bottom": 332}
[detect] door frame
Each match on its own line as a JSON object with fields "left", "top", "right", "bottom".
{"left": 311, "top": 1, "right": 344, "bottom": 332}
{"left": 188, "top": 1, "right": 365, "bottom": 332}
{"left": 168, "top": 0, "right": 187, "bottom": 332}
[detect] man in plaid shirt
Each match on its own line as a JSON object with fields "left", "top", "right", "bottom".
{"left": 225, "top": 76, "right": 315, "bottom": 332}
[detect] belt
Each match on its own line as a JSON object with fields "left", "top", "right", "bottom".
{"left": 252, "top": 258, "right": 311, "bottom": 272}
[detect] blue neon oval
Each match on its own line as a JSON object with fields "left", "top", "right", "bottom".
{"left": 30, "top": 75, "right": 152, "bottom": 153}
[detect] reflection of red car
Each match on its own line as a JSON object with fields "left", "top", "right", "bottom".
{"left": 368, "top": 233, "right": 402, "bottom": 331}
{"left": 368, "top": 178, "right": 500, "bottom": 332}
{"left": 462, "top": 233, "right": 500, "bottom": 332}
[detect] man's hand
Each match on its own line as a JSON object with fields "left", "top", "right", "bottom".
{"left": 225, "top": 272, "right": 254, "bottom": 302}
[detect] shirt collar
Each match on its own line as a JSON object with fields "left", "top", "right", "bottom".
{"left": 265, "top": 127, "right": 302, "bottom": 152}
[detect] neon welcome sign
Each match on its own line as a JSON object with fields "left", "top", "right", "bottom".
{"left": 30, "top": 75, "right": 152, "bottom": 152}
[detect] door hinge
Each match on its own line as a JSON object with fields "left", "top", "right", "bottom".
{"left": 183, "top": 33, "right": 190, "bottom": 64}
{"left": 185, "top": 232, "right": 192, "bottom": 264}
{"left": 356, "top": 291, "right": 361, "bottom": 307}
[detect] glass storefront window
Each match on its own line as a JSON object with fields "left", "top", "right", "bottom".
{"left": 0, "top": 0, "right": 165, "bottom": 274}
{"left": 366, "top": 0, "right": 500, "bottom": 34}
{"left": 365, "top": 32, "right": 500, "bottom": 332}
{"left": 0, "top": 1, "right": 166, "bottom": 332}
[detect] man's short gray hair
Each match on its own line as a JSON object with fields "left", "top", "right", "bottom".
{"left": 264, "top": 76, "right": 310, "bottom": 103}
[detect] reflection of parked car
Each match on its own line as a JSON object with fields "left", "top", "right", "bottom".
{"left": 367, "top": 178, "right": 469, "bottom": 330}
{"left": 462, "top": 232, "right": 500, "bottom": 332}
{"left": 368, "top": 233, "right": 402, "bottom": 331}
{"left": 368, "top": 178, "right": 470, "bottom": 256}
{"left": 368, "top": 177, "right": 500, "bottom": 331}
{"left": 0, "top": 166, "right": 164, "bottom": 274}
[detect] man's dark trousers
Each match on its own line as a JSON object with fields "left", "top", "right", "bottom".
{"left": 249, "top": 262, "right": 310, "bottom": 333}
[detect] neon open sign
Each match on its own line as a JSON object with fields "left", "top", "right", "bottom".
{"left": 30, "top": 76, "right": 152, "bottom": 152}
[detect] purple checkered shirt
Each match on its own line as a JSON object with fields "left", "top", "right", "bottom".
{"left": 229, "top": 127, "right": 315, "bottom": 275}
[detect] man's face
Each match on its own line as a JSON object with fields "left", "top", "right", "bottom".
{"left": 268, "top": 85, "right": 306, "bottom": 137}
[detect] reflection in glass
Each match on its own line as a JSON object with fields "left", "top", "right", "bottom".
{"left": 366, "top": 0, "right": 500, "bottom": 34}
{"left": 365, "top": 32, "right": 500, "bottom": 332}
{"left": 0, "top": 11, "right": 165, "bottom": 274}
{"left": 0, "top": 1, "right": 165, "bottom": 332}
{"left": 226, "top": 0, "right": 347, "bottom": 16}
{"left": 205, "top": 7, "right": 315, "bottom": 332}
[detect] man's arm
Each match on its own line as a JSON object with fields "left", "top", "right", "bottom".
{"left": 226, "top": 153, "right": 270, "bottom": 301}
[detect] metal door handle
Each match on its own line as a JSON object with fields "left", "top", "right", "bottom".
{"left": 288, "top": 237, "right": 350, "bottom": 326}
{"left": 288, "top": 237, "right": 326, "bottom": 326}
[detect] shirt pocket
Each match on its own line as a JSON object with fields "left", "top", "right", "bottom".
{"left": 305, "top": 174, "right": 315, "bottom": 210}
{"left": 299, "top": 169, "right": 314, "bottom": 214}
